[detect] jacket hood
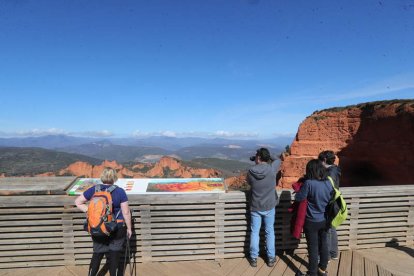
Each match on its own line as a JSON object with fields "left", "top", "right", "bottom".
{"left": 249, "top": 163, "right": 271, "bottom": 180}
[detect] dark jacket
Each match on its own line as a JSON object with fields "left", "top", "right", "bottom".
{"left": 327, "top": 165, "right": 341, "bottom": 189}
{"left": 247, "top": 161, "right": 278, "bottom": 212}
{"left": 295, "top": 179, "right": 333, "bottom": 222}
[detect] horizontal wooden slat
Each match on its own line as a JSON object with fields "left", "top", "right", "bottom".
{"left": 0, "top": 225, "right": 65, "bottom": 233}
{"left": 0, "top": 249, "right": 70, "bottom": 257}
{"left": 0, "top": 254, "right": 65, "bottom": 263}
{"left": 358, "top": 206, "right": 410, "bottom": 213}
{"left": 0, "top": 260, "right": 66, "bottom": 269}
{"left": 138, "top": 238, "right": 215, "bottom": 245}
{"left": 0, "top": 232, "right": 64, "bottom": 238}
{"left": 0, "top": 243, "right": 65, "bottom": 251}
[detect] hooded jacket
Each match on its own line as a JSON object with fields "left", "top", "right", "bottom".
{"left": 247, "top": 161, "right": 278, "bottom": 212}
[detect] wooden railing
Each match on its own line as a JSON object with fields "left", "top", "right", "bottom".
{"left": 1, "top": 184, "right": 414, "bottom": 269}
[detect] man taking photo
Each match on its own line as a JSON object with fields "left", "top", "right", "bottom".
{"left": 247, "top": 147, "right": 279, "bottom": 267}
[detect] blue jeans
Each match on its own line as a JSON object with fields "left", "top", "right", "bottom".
{"left": 249, "top": 207, "right": 276, "bottom": 259}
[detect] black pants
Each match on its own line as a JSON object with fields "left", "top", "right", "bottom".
{"left": 304, "top": 220, "right": 329, "bottom": 276}
{"left": 89, "top": 226, "right": 127, "bottom": 276}
{"left": 89, "top": 251, "right": 121, "bottom": 276}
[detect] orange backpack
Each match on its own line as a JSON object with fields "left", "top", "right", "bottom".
{"left": 85, "top": 185, "right": 120, "bottom": 237}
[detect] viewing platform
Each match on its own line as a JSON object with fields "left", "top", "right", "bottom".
{"left": 0, "top": 177, "right": 413, "bottom": 275}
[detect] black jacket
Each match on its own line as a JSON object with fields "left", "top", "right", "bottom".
{"left": 327, "top": 165, "right": 341, "bottom": 189}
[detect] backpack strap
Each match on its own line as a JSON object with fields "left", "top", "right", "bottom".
{"left": 94, "top": 184, "right": 102, "bottom": 192}
{"left": 115, "top": 210, "right": 121, "bottom": 219}
{"left": 106, "top": 185, "right": 118, "bottom": 193}
{"left": 327, "top": 176, "right": 336, "bottom": 189}
{"left": 327, "top": 176, "right": 338, "bottom": 204}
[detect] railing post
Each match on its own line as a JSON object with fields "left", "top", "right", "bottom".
{"left": 407, "top": 199, "right": 414, "bottom": 247}
{"left": 62, "top": 205, "right": 76, "bottom": 266}
{"left": 349, "top": 198, "right": 359, "bottom": 250}
{"left": 139, "top": 205, "right": 152, "bottom": 262}
{"left": 215, "top": 202, "right": 225, "bottom": 261}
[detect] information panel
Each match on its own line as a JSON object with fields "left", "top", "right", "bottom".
{"left": 67, "top": 178, "right": 226, "bottom": 195}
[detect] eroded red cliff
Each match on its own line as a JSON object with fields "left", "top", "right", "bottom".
{"left": 278, "top": 100, "right": 414, "bottom": 188}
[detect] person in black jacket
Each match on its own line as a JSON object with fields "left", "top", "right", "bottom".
{"left": 318, "top": 150, "right": 341, "bottom": 260}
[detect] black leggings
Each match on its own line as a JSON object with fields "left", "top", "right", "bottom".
{"left": 88, "top": 251, "right": 121, "bottom": 276}
{"left": 304, "top": 220, "right": 329, "bottom": 275}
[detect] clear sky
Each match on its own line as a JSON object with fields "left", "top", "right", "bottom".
{"left": 1, "top": 0, "right": 413, "bottom": 139}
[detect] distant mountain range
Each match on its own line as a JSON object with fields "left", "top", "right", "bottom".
{"left": 0, "top": 134, "right": 292, "bottom": 162}
{"left": 57, "top": 141, "right": 172, "bottom": 163}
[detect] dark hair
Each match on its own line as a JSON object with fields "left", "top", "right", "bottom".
{"left": 305, "top": 159, "right": 327, "bottom": 180}
{"left": 318, "top": 150, "right": 336, "bottom": 165}
{"left": 256, "top": 147, "right": 272, "bottom": 162}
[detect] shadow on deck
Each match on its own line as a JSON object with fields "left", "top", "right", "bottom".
{"left": 0, "top": 249, "right": 406, "bottom": 276}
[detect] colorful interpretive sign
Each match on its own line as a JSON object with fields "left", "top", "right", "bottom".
{"left": 67, "top": 177, "right": 226, "bottom": 195}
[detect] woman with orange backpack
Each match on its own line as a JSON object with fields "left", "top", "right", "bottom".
{"left": 75, "top": 168, "right": 132, "bottom": 276}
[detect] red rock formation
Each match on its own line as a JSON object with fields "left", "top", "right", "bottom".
{"left": 278, "top": 100, "right": 414, "bottom": 188}
{"left": 59, "top": 161, "right": 94, "bottom": 177}
{"left": 36, "top": 172, "right": 56, "bottom": 177}
{"left": 132, "top": 163, "right": 149, "bottom": 170}
{"left": 91, "top": 160, "right": 124, "bottom": 178}
{"left": 55, "top": 156, "right": 220, "bottom": 179}
{"left": 145, "top": 156, "right": 178, "bottom": 177}
{"left": 146, "top": 156, "right": 220, "bottom": 178}
{"left": 118, "top": 167, "right": 146, "bottom": 178}
{"left": 225, "top": 173, "right": 248, "bottom": 190}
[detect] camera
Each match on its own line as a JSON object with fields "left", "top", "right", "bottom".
{"left": 249, "top": 156, "right": 256, "bottom": 161}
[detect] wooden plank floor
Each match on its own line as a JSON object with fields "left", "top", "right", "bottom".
{"left": 0, "top": 251, "right": 399, "bottom": 276}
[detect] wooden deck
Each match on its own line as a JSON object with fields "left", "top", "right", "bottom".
{"left": 0, "top": 250, "right": 400, "bottom": 276}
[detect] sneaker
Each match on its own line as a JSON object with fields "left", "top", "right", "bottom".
{"left": 331, "top": 255, "right": 339, "bottom": 260}
{"left": 267, "top": 256, "right": 276, "bottom": 267}
{"left": 247, "top": 258, "right": 257, "bottom": 267}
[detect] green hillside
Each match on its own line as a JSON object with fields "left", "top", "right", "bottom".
{"left": 317, "top": 99, "right": 414, "bottom": 113}
{"left": 184, "top": 158, "right": 251, "bottom": 177}
{"left": 0, "top": 147, "right": 102, "bottom": 176}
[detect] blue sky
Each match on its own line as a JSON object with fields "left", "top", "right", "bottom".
{"left": 0, "top": 0, "right": 413, "bottom": 139}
